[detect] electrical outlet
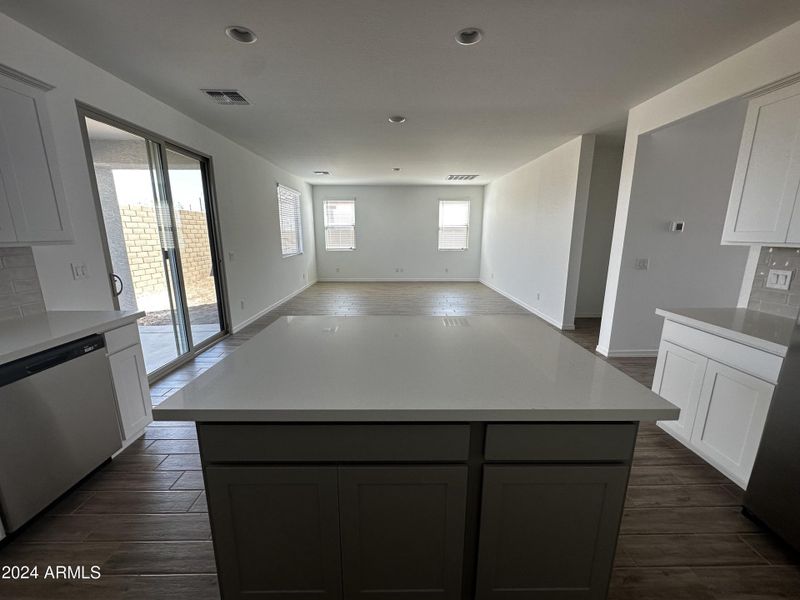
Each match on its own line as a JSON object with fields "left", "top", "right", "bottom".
{"left": 336, "top": 267, "right": 340, "bottom": 273}
{"left": 536, "top": 293, "right": 541, "bottom": 301}
{"left": 70, "top": 262, "right": 88, "bottom": 280}
{"left": 635, "top": 258, "right": 650, "bottom": 270}
{"left": 240, "top": 299, "right": 245, "bottom": 310}
{"left": 302, "top": 272, "right": 306, "bottom": 281}
{"left": 766, "top": 269, "right": 792, "bottom": 291}
{"left": 445, "top": 267, "right": 449, "bottom": 273}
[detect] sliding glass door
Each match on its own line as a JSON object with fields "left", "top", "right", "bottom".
{"left": 163, "top": 147, "right": 223, "bottom": 347}
{"left": 80, "top": 111, "right": 226, "bottom": 377}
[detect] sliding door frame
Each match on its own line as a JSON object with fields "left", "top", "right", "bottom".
{"left": 76, "top": 101, "right": 231, "bottom": 383}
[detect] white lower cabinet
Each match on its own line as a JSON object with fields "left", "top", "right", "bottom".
{"left": 105, "top": 325, "right": 152, "bottom": 446}
{"left": 652, "top": 341, "right": 708, "bottom": 444}
{"left": 654, "top": 321, "right": 780, "bottom": 488}
{"left": 690, "top": 361, "right": 774, "bottom": 486}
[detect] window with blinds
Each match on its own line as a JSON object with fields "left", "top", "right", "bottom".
{"left": 438, "top": 199, "right": 470, "bottom": 250}
{"left": 324, "top": 199, "right": 356, "bottom": 250}
{"left": 276, "top": 184, "right": 303, "bottom": 257}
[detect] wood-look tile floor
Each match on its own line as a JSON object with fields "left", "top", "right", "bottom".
{"left": 1, "top": 282, "right": 798, "bottom": 599}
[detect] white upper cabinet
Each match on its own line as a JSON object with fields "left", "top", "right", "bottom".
{"left": 722, "top": 80, "right": 800, "bottom": 245}
{"left": 0, "top": 68, "right": 72, "bottom": 244}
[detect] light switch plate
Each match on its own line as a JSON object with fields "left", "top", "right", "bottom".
{"left": 766, "top": 269, "right": 792, "bottom": 291}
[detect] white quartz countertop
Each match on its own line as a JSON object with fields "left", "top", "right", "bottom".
{"left": 0, "top": 310, "right": 144, "bottom": 365}
{"left": 656, "top": 308, "right": 795, "bottom": 356}
{"left": 154, "top": 315, "right": 678, "bottom": 423}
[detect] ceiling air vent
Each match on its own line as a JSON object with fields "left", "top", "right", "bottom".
{"left": 442, "top": 317, "right": 470, "bottom": 327}
{"left": 446, "top": 174, "right": 479, "bottom": 181}
{"left": 202, "top": 89, "right": 251, "bottom": 105}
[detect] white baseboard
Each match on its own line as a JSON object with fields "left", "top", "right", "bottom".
{"left": 232, "top": 280, "right": 316, "bottom": 332}
{"left": 317, "top": 277, "right": 480, "bottom": 283}
{"left": 479, "top": 279, "right": 572, "bottom": 330}
{"left": 596, "top": 344, "right": 658, "bottom": 358}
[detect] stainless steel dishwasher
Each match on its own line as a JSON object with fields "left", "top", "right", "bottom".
{"left": 0, "top": 334, "right": 122, "bottom": 532}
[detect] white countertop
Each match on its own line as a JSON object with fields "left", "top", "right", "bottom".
{"left": 154, "top": 315, "right": 678, "bottom": 423}
{"left": 655, "top": 308, "right": 795, "bottom": 356}
{"left": 0, "top": 310, "right": 144, "bottom": 365}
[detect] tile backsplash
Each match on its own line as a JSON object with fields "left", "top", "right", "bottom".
{"left": 748, "top": 246, "right": 800, "bottom": 319}
{"left": 0, "top": 247, "right": 45, "bottom": 321}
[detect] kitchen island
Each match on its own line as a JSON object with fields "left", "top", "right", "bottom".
{"left": 154, "top": 315, "right": 677, "bottom": 600}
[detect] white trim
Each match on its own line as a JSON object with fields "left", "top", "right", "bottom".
{"left": 737, "top": 245, "right": 762, "bottom": 307}
{"left": 318, "top": 277, "right": 480, "bottom": 283}
{"left": 0, "top": 63, "right": 54, "bottom": 91}
{"left": 232, "top": 280, "right": 315, "bottom": 332}
{"left": 596, "top": 344, "right": 658, "bottom": 358}
{"left": 480, "top": 279, "right": 573, "bottom": 330}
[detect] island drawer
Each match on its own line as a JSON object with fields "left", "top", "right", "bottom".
{"left": 197, "top": 423, "right": 471, "bottom": 463}
{"left": 484, "top": 423, "right": 637, "bottom": 462}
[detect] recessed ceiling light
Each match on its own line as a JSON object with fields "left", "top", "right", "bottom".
{"left": 225, "top": 25, "right": 257, "bottom": 44}
{"left": 388, "top": 115, "right": 406, "bottom": 124}
{"left": 313, "top": 171, "right": 330, "bottom": 175}
{"left": 392, "top": 168, "right": 401, "bottom": 172}
{"left": 455, "top": 28, "right": 483, "bottom": 46}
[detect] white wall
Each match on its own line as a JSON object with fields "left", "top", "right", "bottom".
{"left": 599, "top": 19, "right": 800, "bottom": 355}
{"left": 313, "top": 185, "right": 483, "bottom": 281}
{"left": 480, "top": 135, "right": 595, "bottom": 329}
{"left": 0, "top": 13, "right": 316, "bottom": 331}
{"left": 599, "top": 100, "right": 751, "bottom": 355}
{"left": 575, "top": 139, "right": 624, "bottom": 318}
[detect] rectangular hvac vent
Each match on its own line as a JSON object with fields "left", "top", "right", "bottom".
{"left": 202, "top": 89, "right": 251, "bottom": 105}
{"left": 447, "top": 174, "right": 479, "bottom": 181}
{"left": 442, "top": 317, "right": 470, "bottom": 327}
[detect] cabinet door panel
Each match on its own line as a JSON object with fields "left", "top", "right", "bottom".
{"left": 205, "top": 466, "right": 342, "bottom": 600}
{"left": 0, "top": 77, "right": 71, "bottom": 243}
{"left": 723, "top": 83, "right": 800, "bottom": 244}
{"left": 653, "top": 341, "right": 708, "bottom": 442}
{"left": 690, "top": 360, "right": 774, "bottom": 487}
{"left": 339, "top": 465, "right": 467, "bottom": 600}
{"left": 476, "top": 464, "right": 627, "bottom": 599}
{"left": 108, "top": 345, "right": 152, "bottom": 439}
{"left": 0, "top": 162, "right": 16, "bottom": 242}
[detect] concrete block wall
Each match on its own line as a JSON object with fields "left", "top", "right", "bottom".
{"left": 118, "top": 205, "right": 215, "bottom": 307}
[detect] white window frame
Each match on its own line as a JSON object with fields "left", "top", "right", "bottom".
{"left": 323, "top": 198, "right": 357, "bottom": 251}
{"left": 438, "top": 199, "right": 470, "bottom": 251}
{"left": 276, "top": 183, "right": 303, "bottom": 258}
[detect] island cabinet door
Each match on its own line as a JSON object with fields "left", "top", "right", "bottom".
{"left": 475, "top": 465, "right": 628, "bottom": 600}
{"left": 338, "top": 465, "right": 468, "bottom": 600}
{"left": 204, "top": 466, "right": 343, "bottom": 600}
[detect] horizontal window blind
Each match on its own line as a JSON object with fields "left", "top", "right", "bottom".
{"left": 438, "top": 199, "right": 470, "bottom": 250}
{"left": 277, "top": 184, "right": 303, "bottom": 257}
{"left": 324, "top": 199, "right": 356, "bottom": 250}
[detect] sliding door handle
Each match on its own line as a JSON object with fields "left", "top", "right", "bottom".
{"left": 110, "top": 273, "right": 124, "bottom": 297}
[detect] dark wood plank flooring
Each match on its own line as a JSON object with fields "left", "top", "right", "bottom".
{"left": 1, "top": 282, "right": 797, "bottom": 599}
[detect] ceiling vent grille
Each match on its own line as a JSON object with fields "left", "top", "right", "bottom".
{"left": 442, "top": 317, "right": 470, "bottom": 327}
{"left": 446, "top": 174, "right": 479, "bottom": 181}
{"left": 202, "top": 89, "right": 251, "bottom": 105}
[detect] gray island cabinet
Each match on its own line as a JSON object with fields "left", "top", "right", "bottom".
{"left": 154, "top": 317, "right": 678, "bottom": 600}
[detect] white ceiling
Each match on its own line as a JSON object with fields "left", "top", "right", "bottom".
{"left": 2, "top": 1, "right": 800, "bottom": 185}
